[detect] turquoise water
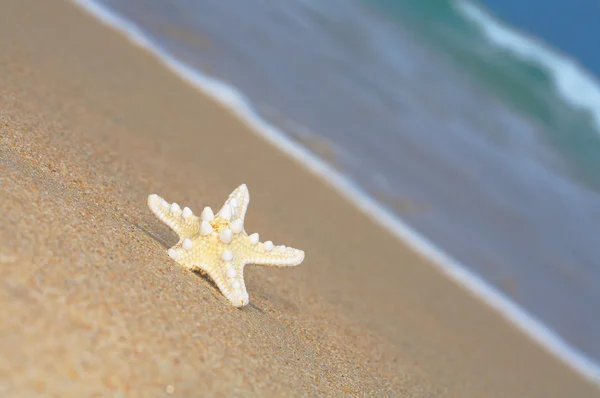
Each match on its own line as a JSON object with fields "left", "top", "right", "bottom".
{"left": 373, "top": 0, "right": 600, "bottom": 189}
{"left": 90, "top": 0, "right": 600, "bottom": 371}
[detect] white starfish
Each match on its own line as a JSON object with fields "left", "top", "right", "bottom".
{"left": 147, "top": 184, "right": 305, "bottom": 307}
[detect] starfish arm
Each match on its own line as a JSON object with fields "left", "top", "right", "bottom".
{"left": 244, "top": 239, "right": 305, "bottom": 267}
{"left": 201, "top": 258, "right": 249, "bottom": 307}
{"left": 162, "top": 236, "right": 208, "bottom": 270}
{"left": 220, "top": 184, "right": 250, "bottom": 221}
{"left": 164, "top": 245, "right": 194, "bottom": 270}
{"left": 148, "top": 194, "right": 200, "bottom": 242}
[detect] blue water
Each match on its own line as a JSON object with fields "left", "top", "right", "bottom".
{"left": 76, "top": 0, "right": 600, "bottom": 383}
{"left": 481, "top": 0, "right": 600, "bottom": 77}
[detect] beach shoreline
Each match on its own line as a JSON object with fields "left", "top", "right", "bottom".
{"left": 72, "top": 0, "right": 600, "bottom": 383}
{"left": 0, "top": 0, "right": 598, "bottom": 396}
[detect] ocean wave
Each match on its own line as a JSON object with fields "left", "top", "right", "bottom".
{"left": 455, "top": 0, "right": 600, "bottom": 132}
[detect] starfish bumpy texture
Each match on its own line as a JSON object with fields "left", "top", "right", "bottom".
{"left": 147, "top": 184, "right": 305, "bottom": 307}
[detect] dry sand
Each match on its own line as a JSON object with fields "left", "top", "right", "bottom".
{"left": 0, "top": 0, "right": 598, "bottom": 396}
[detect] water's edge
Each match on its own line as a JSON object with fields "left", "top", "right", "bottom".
{"left": 72, "top": 0, "right": 600, "bottom": 386}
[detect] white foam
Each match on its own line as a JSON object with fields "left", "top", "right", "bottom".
{"left": 455, "top": 0, "right": 600, "bottom": 132}
{"left": 73, "top": 0, "right": 600, "bottom": 386}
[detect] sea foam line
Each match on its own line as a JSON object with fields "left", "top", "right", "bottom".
{"left": 72, "top": 0, "right": 600, "bottom": 386}
{"left": 455, "top": 0, "right": 600, "bottom": 132}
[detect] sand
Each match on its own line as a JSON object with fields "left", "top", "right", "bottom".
{"left": 0, "top": 0, "right": 598, "bottom": 396}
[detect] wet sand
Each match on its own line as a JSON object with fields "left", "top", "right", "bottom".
{"left": 0, "top": 0, "right": 598, "bottom": 396}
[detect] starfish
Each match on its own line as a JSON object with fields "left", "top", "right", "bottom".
{"left": 147, "top": 184, "right": 305, "bottom": 307}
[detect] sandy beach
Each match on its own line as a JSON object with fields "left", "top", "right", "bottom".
{"left": 0, "top": 0, "right": 598, "bottom": 396}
